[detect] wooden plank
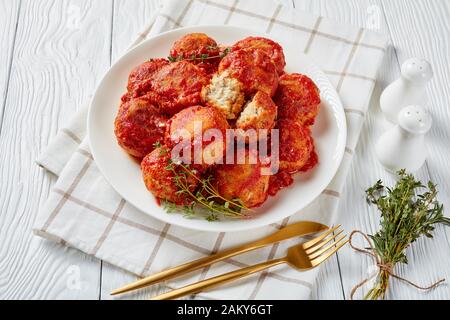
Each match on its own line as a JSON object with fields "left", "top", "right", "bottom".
{"left": 277, "top": 0, "right": 295, "bottom": 8}
{"left": 0, "top": 0, "right": 20, "bottom": 127}
{"left": 99, "top": 0, "right": 164, "bottom": 300}
{"left": 0, "top": 0, "right": 113, "bottom": 299}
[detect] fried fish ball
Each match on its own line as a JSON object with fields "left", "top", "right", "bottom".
{"left": 166, "top": 105, "right": 229, "bottom": 143}
{"left": 274, "top": 73, "right": 321, "bottom": 126}
{"left": 218, "top": 48, "right": 279, "bottom": 97}
{"left": 166, "top": 105, "right": 229, "bottom": 165}
{"left": 277, "top": 119, "right": 315, "bottom": 173}
{"left": 170, "top": 33, "right": 221, "bottom": 75}
{"left": 114, "top": 97, "right": 168, "bottom": 158}
{"left": 170, "top": 33, "right": 219, "bottom": 58}
{"left": 236, "top": 91, "right": 277, "bottom": 131}
{"left": 141, "top": 147, "right": 199, "bottom": 205}
{"left": 201, "top": 71, "right": 245, "bottom": 119}
{"left": 232, "top": 36, "right": 286, "bottom": 75}
{"left": 147, "top": 61, "right": 209, "bottom": 115}
{"left": 213, "top": 149, "right": 269, "bottom": 208}
{"left": 125, "top": 58, "right": 170, "bottom": 100}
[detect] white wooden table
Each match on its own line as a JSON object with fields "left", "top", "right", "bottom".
{"left": 1, "top": 0, "right": 449, "bottom": 300}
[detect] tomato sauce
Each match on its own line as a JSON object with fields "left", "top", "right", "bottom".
{"left": 268, "top": 149, "right": 318, "bottom": 196}
{"left": 300, "top": 149, "right": 318, "bottom": 172}
{"left": 268, "top": 171, "right": 293, "bottom": 196}
{"left": 219, "top": 48, "right": 278, "bottom": 97}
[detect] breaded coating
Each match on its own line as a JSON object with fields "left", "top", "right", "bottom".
{"left": 218, "top": 48, "right": 279, "bottom": 97}
{"left": 236, "top": 91, "right": 277, "bottom": 131}
{"left": 213, "top": 148, "right": 269, "bottom": 208}
{"left": 277, "top": 119, "right": 315, "bottom": 173}
{"left": 274, "top": 73, "right": 320, "bottom": 126}
{"left": 147, "top": 61, "right": 209, "bottom": 115}
{"left": 232, "top": 36, "right": 286, "bottom": 75}
{"left": 126, "top": 58, "right": 170, "bottom": 100}
{"left": 114, "top": 96, "right": 168, "bottom": 158}
{"left": 166, "top": 105, "right": 229, "bottom": 165}
{"left": 141, "top": 147, "right": 199, "bottom": 205}
{"left": 169, "top": 32, "right": 221, "bottom": 75}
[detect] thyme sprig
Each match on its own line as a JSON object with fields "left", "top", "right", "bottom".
{"left": 168, "top": 47, "right": 231, "bottom": 63}
{"left": 153, "top": 141, "right": 162, "bottom": 148}
{"left": 163, "top": 158, "right": 249, "bottom": 221}
{"left": 360, "top": 169, "right": 449, "bottom": 299}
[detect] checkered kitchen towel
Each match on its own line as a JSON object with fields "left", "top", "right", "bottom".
{"left": 34, "top": 0, "right": 387, "bottom": 299}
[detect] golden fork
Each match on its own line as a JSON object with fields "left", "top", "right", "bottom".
{"left": 111, "top": 221, "right": 328, "bottom": 296}
{"left": 151, "top": 225, "right": 348, "bottom": 300}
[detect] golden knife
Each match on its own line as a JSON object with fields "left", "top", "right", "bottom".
{"left": 111, "top": 221, "right": 328, "bottom": 296}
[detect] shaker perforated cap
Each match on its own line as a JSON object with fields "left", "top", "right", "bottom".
{"left": 401, "top": 58, "right": 433, "bottom": 83}
{"left": 398, "top": 105, "right": 432, "bottom": 134}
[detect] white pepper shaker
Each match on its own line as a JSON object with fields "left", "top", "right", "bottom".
{"left": 375, "top": 105, "right": 432, "bottom": 172}
{"left": 380, "top": 58, "right": 433, "bottom": 123}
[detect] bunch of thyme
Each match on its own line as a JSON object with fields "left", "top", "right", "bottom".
{"left": 361, "top": 169, "right": 449, "bottom": 299}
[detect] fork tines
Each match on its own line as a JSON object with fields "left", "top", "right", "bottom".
{"left": 304, "top": 224, "right": 348, "bottom": 267}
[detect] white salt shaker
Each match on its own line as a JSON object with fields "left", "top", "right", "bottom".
{"left": 375, "top": 105, "right": 432, "bottom": 172}
{"left": 380, "top": 58, "right": 433, "bottom": 123}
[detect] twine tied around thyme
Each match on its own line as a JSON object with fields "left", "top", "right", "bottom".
{"left": 349, "top": 230, "right": 445, "bottom": 300}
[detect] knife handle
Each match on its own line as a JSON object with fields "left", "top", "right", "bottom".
{"left": 111, "top": 239, "right": 267, "bottom": 295}
{"left": 150, "top": 258, "right": 286, "bottom": 300}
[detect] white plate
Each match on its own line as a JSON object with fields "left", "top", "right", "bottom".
{"left": 88, "top": 25, "right": 346, "bottom": 233}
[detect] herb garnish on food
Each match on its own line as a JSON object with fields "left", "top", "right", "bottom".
{"left": 163, "top": 159, "right": 249, "bottom": 221}
{"left": 350, "top": 169, "right": 449, "bottom": 300}
{"left": 168, "top": 47, "right": 231, "bottom": 63}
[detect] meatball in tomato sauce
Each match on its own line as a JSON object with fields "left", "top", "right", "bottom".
{"left": 146, "top": 61, "right": 209, "bottom": 115}
{"left": 236, "top": 91, "right": 277, "bottom": 132}
{"left": 166, "top": 105, "right": 229, "bottom": 166}
{"left": 114, "top": 96, "right": 168, "bottom": 159}
{"left": 232, "top": 36, "right": 286, "bottom": 75}
{"left": 170, "top": 33, "right": 221, "bottom": 75}
{"left": 125, "top": 58, "right": 169, "bottom": 101}
{"left": 218, "top": 48, "right": 279, "bottom": 97}
{"left": 277, "top": 119, "right": 315, "bottom": 173}
{"left": 141, "top": 147, "right": 199, "bottom": 205}
{"left": 213, "top": 149, "right": 269, "bottom": 208}
{"left": 274, "top": 73, "right": 320, "bottom": 126}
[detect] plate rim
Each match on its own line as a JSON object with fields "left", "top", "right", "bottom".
{"left": 87, "top": 25, "right": 347, "bottom": 233}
